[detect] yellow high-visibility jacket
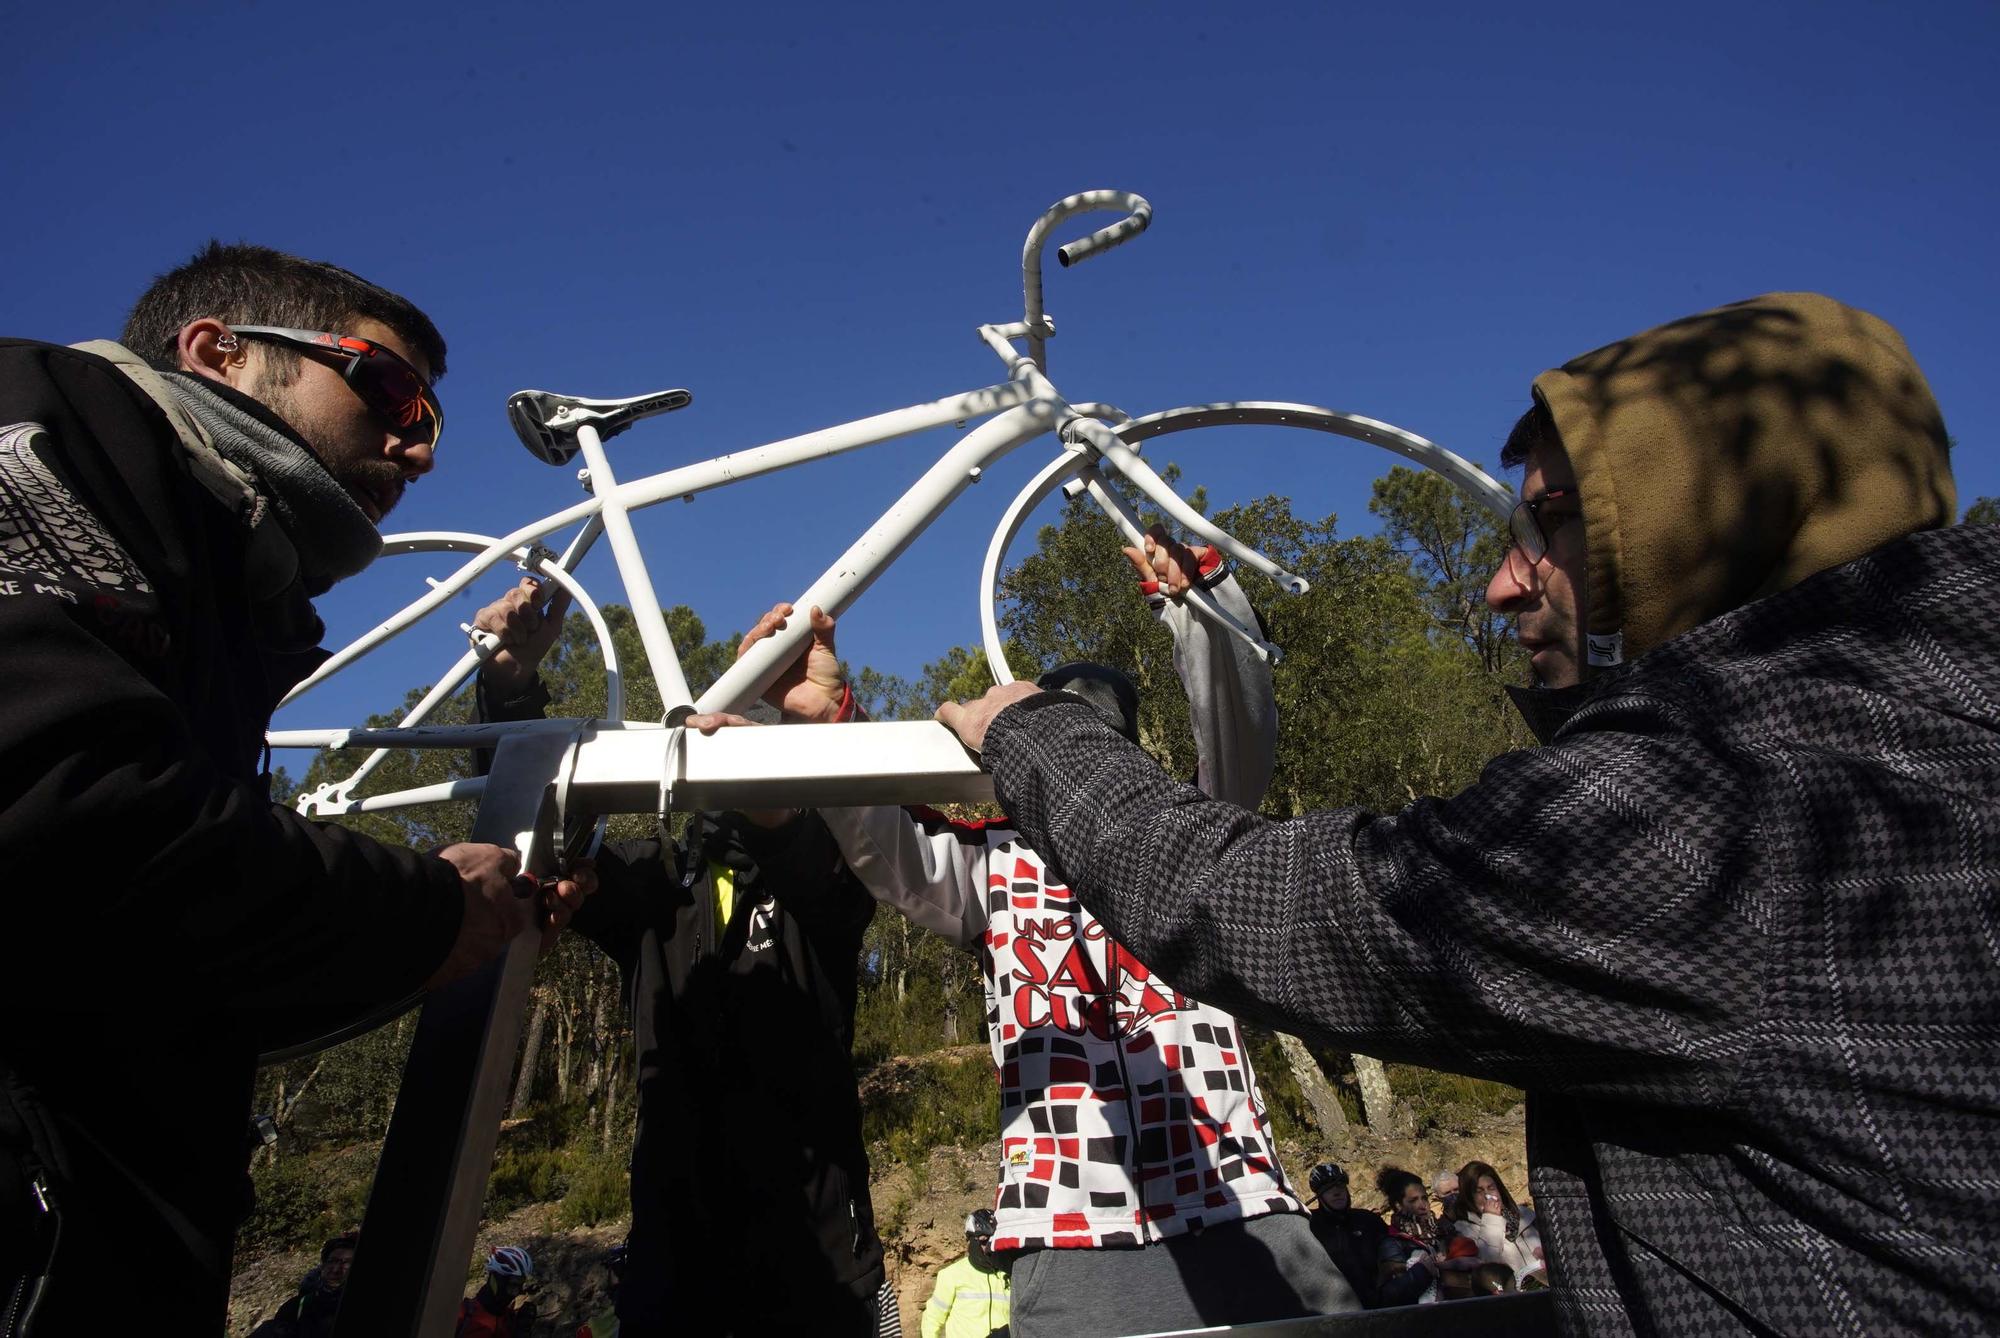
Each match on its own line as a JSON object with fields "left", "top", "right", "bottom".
{"left": 922, "top": 1255, "right": 1011, "bottom": 1338}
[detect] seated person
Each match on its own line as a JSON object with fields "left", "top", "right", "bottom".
{"left": 1306, "top": 1163, "right": 1387, "bottom": 1307}
{"left": 456, "top": 1246, "right": 532, "bottom": 1338}
{"left": 249, "top": 1231, "right": 355, "bottom": 1338}
{"left": 1373, "top": 1168, "right": 1439, "bottom": 1306}
{"left": 1444, "top": 1160, "right": 1544, "bottom": 1290}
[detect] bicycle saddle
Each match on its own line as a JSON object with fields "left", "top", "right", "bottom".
{"left": 507, "top": 387, "right": 693, "bottom": 465}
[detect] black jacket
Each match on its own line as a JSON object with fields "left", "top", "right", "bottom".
{"left": 982, "top": 523, "right": 2000, "bottom": 1337}
{"left": 583, "top": 815, "right": 885, "bottom": 1333}
{"left": 478, "top": 679, "right": 886, "bottom": 1334}
{"left": 1309, "top": 1205, "right": 1386, "bottom": 1308}
{"left": 0, "top": 340, "right": 463, "bottom": 1328}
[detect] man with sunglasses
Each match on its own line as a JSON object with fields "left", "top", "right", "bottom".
{"left": 0, "top": 242, "right": 588, "bottom": 1332}
{"left": 932, "top": 293, "right": 1999, "bottom": 1334}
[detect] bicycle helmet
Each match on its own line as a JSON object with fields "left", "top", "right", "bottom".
{"left": 964, "top": 1209, "right": 998, "bottom": 1239}
{"left": 485, "top": 1245, "right": 534, "bottom": 1278}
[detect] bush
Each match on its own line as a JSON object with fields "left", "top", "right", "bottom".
{"left": 241, "top": 1144, "right": 377, "bottom": 1259}
{"left": 862, "top": 1053, "right": 1000, "bottom": 1168}
{"left": 1383, "top": 1065, "right": 1521, "bottom": 1137}
{"left": 559, "top": 1148, "right": 630, "bottom": 1228}
{"left": 487, "top": 1146, "right": 570, "bottom": 1218}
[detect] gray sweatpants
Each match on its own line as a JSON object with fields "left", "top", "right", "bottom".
{"left": 1006, "top": 1211, "right": 1358, "bottom": 1338}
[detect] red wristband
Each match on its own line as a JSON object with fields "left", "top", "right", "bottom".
{"left": 830, "top": 681, "right": 856, "bottom": 723}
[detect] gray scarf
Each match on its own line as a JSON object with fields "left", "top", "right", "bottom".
{"left": 163, "top": 374, "right": 382, "bottom": 595}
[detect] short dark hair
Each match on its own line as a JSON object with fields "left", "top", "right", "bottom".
{"left": 320, "top": 1231, "right": 359, "bottom": 1261}
{"left": 121, "top": 241, "right": 446, "bottom": 383}
{"left": 1500, "top": 395, "right": 1561, "bottom": 471}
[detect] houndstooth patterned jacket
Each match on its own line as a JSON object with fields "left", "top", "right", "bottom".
{"left": 982, "top": 523, "right": 2000, "bottom": 1336}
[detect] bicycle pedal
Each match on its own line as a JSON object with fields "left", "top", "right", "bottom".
{"left": 508, "top": 387, "right": 693, "bottom": 464}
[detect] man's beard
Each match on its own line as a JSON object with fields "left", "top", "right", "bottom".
{"left": 255, "top": 370, "right": 403, "bottom": 521}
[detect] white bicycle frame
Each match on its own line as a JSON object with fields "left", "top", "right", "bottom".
{"left": 278, "top": 190, "right": 1511, "bottom": 827}
{"left": 295, "top": 191, "right": 1515, "bottom": 1337}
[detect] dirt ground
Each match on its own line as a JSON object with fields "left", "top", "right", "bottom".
{"left": 231, "top": 1103, "right": 1528, "bottom": 1335}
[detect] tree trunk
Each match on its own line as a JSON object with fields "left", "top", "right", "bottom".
{"left": 509, "top": 996, "right": 551, "bottom": 1118}
{"left": 583, "top": 965, "right": 614, "bottom": 1101}
{"left": 1352, "top": 1053, "right": 1408, "bottom": 1134}
{"left": 600, "top": 1055, "right": 620, "bottom": 1152}
{"left": 555, "top": 1006, "right": 574, "bottom": 1104}
{"left": 1276, "top": 1034, "right": 1349, "bottom": 1141}
{"left": 941, "top": 954, "right": 958, "bottom": 1045}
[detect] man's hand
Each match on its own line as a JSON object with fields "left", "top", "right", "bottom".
{"left": 1121, "top": 524, "right": 1208, "bottom": 601}
{"left": 424, "top": 844, "right": 598, "bottom": 990}
{"left": 473, "top": 576, "right": 573, "bottom": 699}
{"left": 935, "top": 681, "right": 1041, "bottom": 755}
{"left": 682, "top": 711, "right": 797, "bottom": 827}
{"left": 738, "top": 602, "right": 848, "bottom": 722}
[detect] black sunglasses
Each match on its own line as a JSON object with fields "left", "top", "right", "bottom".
{"left": 1508, "top": 486, "right": 1578, "bottom": 563}
{"left": 231, "top": 325, "right": 442, "bottom": 450}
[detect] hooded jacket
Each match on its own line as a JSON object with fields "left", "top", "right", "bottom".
{"left": 972, "top": 296, "right": 1999, "bottom": 1335}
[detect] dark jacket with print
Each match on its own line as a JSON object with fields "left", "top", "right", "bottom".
{"left": 0, "top": 340, "right": 464, "bottom": 1326}
{"left": 978, "top": 296, "right": 1999, "bottom": 1336}
{"left": 477, "top": 682, "right": 885, "bottom": 1333}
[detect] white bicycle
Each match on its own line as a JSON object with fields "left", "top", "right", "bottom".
{"left": 282, "top": 191, "right": 1513, "bottom": 1336}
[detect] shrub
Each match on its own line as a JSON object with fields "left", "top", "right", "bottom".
{"left": 862, "top": 1053, "right": 1000, "bottom": 1169}
{"left": 559, "top": 1148, "right": 630, "bottom": 1228}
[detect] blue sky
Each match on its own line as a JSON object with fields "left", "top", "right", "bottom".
{"left": 12, "top": 1, "right": 1996, "bottom": 747}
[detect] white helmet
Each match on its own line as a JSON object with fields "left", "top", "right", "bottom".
{"left": 485, "top": 1245, "right": 533, "bottom": 1278}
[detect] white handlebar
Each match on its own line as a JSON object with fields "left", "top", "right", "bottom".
{"left": 1022, "top": 190, "right": 1153, "bottom": 372}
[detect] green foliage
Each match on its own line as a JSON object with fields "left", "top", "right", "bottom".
{"left": 558, "top": 1147, "right": 632, "bottom": 1227}
{"left": 241, "top": 1142, "right": 379, "bottom": 1259}
{"left": 1381, "top": 1064, "right": 1523, "bottom": 1138}
{"left": 861, "top": 1053, "right": 1002, "bottom": 1168}
{"left": 1964, "top": 495, "right": 1999, "bottom": 526}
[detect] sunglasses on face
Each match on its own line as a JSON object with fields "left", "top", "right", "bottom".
{"left": 230, "top": 325, "right": 442, "bottom": 450}
{"left": 1508, "top": 486, "right": 1578, "bottom": 564}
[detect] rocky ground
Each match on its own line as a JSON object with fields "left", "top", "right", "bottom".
{"left": 230, "top": 1098, "right": 1527, "bottom": 1336}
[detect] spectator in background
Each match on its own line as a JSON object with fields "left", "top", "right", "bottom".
{"left": 1445, "top": 1161, "right": 1544, "bottom": 1289}
{"left": 923, "top": 1210, "right": 1011, "bottom": 1338}
{"left": 1373, "top": 1169, "right": 1439, "bottom": 1306}
{"left": 456, "top": 1245, "right": 532, "bottom": 1338}
{"left": 250, "top": 1232, "right": 356, "bottom": 1338}
{"left": 1430, "top": 1170, "right": 1459, "bottom": 1220}
{"left": 573, "top": 1243, "right": 624, "bottom": 1338}
{"left": 1306, "top": 1164, "right": 1386, "bottom": 1308}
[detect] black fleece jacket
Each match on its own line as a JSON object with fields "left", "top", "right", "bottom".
{"left": 0, "top": 339, "right": 462, "bottom": 1324}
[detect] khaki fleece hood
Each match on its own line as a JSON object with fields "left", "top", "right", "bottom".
{"left": 1532, "top": 292, "right": 1955, "bottom": 668}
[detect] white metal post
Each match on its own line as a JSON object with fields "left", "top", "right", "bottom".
{"left": 695, "top": 403, "right": 1055, "bottom": 717}
{"left": 573, "top": 422, "right": 698, "bottom": 720}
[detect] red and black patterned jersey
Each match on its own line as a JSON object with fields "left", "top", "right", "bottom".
{"left": 827, "top": 568, "right": 1304, "bottom": 1248}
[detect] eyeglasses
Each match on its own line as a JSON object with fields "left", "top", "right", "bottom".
{"left": 1508, "top": 486, "right": 1578, "bottom": 564}
{"left": 230, "top": 325, "right": 442, "bottom": 450}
